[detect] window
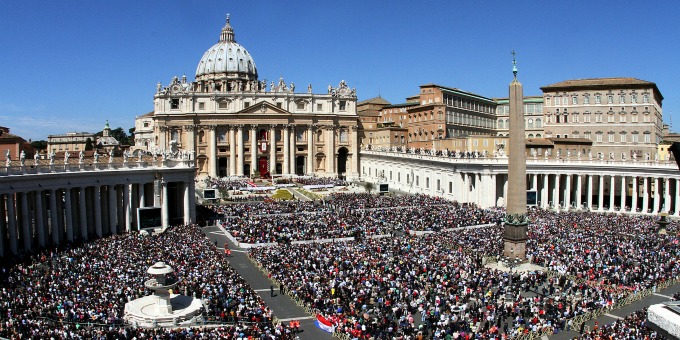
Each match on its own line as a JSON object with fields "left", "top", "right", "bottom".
{"left": 584, "top": 113, "right": 591, "bottom": 123}
{"left": 563, "top": 97, "right": 568, "bottom": 105}
{"left": 143, "top": 122, "right": 149, "bottom": 127}
{"left": 607, "top": 112, "right": 615, "bottom": 123}
{"left": 643, "top": 94, "right": 649, "bottom": 103}
{"left": 546, "top": 97, "right": 551, "bottom": 106}
{"left": 426, "top": 178, "right": 429, "bottom": 189}
{"left": 620, "top": 133, "right": 626, "bottom": 143}
{"left": 218, "top": 102, "right": 229, "bottom": 109}
{"left": 584, "top": 95, "right": 590, "bottom": 104}
{"left": 339, "top": 130, "right": 348, "bottom": 142}
{"left": 339, "top": 101, "right": 347, "bottom": 111}
{"left": 584, "top": 131, "right": 592, "bottom": 140}
{"left": 595, "top": 95, "right": 601, "bottom": 104}
{"left": 198, "top": 102, "right": 205, "bottom": 110}
{"left": 171, "top": 99, "right": 179, "bottom": 110}
{"left": 619, "top": 95, "right": 625, "bottom": 104}
{"left": 296, "top": 130, "right": 304, "bottom": 141}
{"left": 632, "top": 133, "right": 639, "bottom": 143}
{"left": 296, "top": 101, "right": 305, "bottom": 110}
{"left": 171, "top": 129, "right": 180, "bottom": 142}
{"left": 607, "top": 95, "right": 613, "bottom": 104}
{"left": 449, "top": 182, "right": 453, "bottom": 193}
{"left": 644, "top": 133, "right": 651, "bottom": 143}
{"left": 595, "top": 113, "right": 603, "bottom": 123}
{"left": 632, "top": 113, "right": 638, "bottom": 123}
{"left": 317, "top": 103, "right": 323, "bottom": 111}
{"left": 572, "top": 113, "right": 579, "bottom": 123}
{"left": 572, "top": 96, "right": 578, "bottom": 105}
{"left": 631, "top": 94, "right": 637, "bottom": 103}
{"left": 244, "top": 101, "right": 250, "bottom": 108}
{"left": 608, "top": 133, "right": 615, "bottom": 143}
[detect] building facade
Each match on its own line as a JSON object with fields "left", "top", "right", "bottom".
{"left": 144, "top": 16, "right": 359, "bottom": 179}
{"left": 0, "top": 127, "right": 34, "bottom": 160}
{"left": 47, "top": 131, "right": 95, "bottom": 154}
{"left": 541, "top": 78, "right": 663, "bottom": 161}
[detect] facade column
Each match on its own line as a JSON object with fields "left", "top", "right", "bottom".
{"left": 532, "top": 174, "right": 538, "bottom": 191}
{"left": 653, "top": 177, "right": 660, "bottom": 213}
{"left": 20, "top": 192, "right": 31, "bottom": 252}
{"left": 326, "top": 126, "right": 336, "bottom": 175}
{"left": 0, "top": 195, "right": 5, "bottom": 256}
{"left": 108, "top": 185, "right": 117, "bottom": 234}
{"left": 587, "top": 175, "right": 593, "bottom": 210}
{"left": 161, "top": 180, "right": 169, "bottom": 228}
{"left": 183, "top": 181, "right": 191, "bottom": 224}
{"left": 269, "top": 125, "right": 276, "bottom": 175}
{"left": 576, "top": 175, "right": 582, "bottom": 210}
{"left": 564, "top": 174, "right": 571, "bottom": 210}
{"left": 49, "top": 189, "right": 59, "bottom": 245}
{"left": 642, "top": 177, "right": 650, "bottom": 214}
{"left": 250, "top": 125, "right": 257, "bottom": 176}
{"left": 664, "top": 177, "right": 671, "bottom": 212}
{"left": 609, "top": 175, "right": 616, "bottom": 212}
{"left": 542, "top": 174, "right": 549, "bottom": 208}
{"left": 34, "top": 191, "right": 45, "bottom": 247}
{"left": 139, "top": 183, "right": 146, "bottom": 208}
{"left": 307, "top": 126, "right": 314, "bottom": 175}
{"left": 350, "top": 126, "right": 359, "bottom": 178}
{"left": 208, "top": 125, "right": 217, "bottom": 177}
{"left": 189, "top": 179, "right": 196, "bottom": 223}
{"left": 229, "top": 126, "right": 236, "bottom": 176}
{"left": 282, "top": 125, "right": 290, "bottom": 175}
{"left": 64, "top": 189, "right": 74, "bottom": 242}
{"left": 185, "top": 125, "right": 195, "bottom": 155}
{"left": 620, "top": 176, "right": 627, "bottom": 212}
{"left": 290, "top": 126, "right": 296, "bottom": 175}
{"left": 674, "top": 179, "right": 680, "bottom": 217}
{"left": 159, "top": 126, "right": 167, "bottom": 151}
{"left": 94, "top": 186, "right": 102, "bottom": 237}
{"left": 598, "top": 175, "right": 604, "bottom": 211}
{"left": 6, "top": 194, "right": 18, "bottom": 255}
{"left": 237, "top": 125, "right": 244, "bottom": 176}
{"left": 554, "top": 174, "right": 561, "bottom": 209}
{"left": 124, "top": 184, "right": 131, "bottom": 232}
{"left": 79, "top": 188, "right": 88, "bottom": 240}
{"left": 631, "top": 177, "right": 638, "bottom": 213}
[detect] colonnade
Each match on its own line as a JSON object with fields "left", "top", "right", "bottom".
{"left": 0, "top": 162, "right": 197, "bottom": 257}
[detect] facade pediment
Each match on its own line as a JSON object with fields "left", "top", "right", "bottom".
{"left": 237, "top": 101, "right": 290, "bottom": 115}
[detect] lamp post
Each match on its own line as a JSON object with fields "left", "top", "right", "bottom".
{"left": 505, "top": 250, "right": 520, "bottom": 300}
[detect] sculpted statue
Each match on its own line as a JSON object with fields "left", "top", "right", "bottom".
{"left": 621, "top": 152, "right": 626, "bottom": 161}
{"left": 566, "top": 150, "right": 571, "bottom": 159}
{"left": 289, "top": 82, "right": 295, "bottom": 93}
{"left": 655, "top": 153, "right": 659, "bottom": 162}
{"left": 577, "top": 151, "right": 581, "bottom": 159}
{"left": 588, "top": 151, "right": 593, "bottom": 160}
{"left": 79, "top": 150, "right": 84, "bottom": 163}
{"left": 138, "top": 150, "right": 143, "bottom": 162}
{"left": 123, "top": 150, "right": 129, "bottom": 162}
{"left": 4, "top": 149, "right": 9, "bottom": 162}
{"left": 64, "top": 151, "right": 70, "bottom": 163}
{"left": 189, "top": 149, "right": 195, "bottom": 160}
{"left": 93, "top": 151, "right": 99, "bottom": 163}
{"left": 308, "top": 83, "right": 312, "bottom": 93}
{"left": 556, "top": 149, "right": 560, "bottom": 159}
{"left": 19, "top": 151, "right": 25, "bottom": 166}
{"left": 328, "top": 84, "right": 332, "bottom": 94}
{"left": 270, "top": 81, "right": 275, "bottom": 92}
{"left": 49, "top": 151, "right": 55, "bottom": 164}
{"left": 34, "top": 152, "right": 40, "bottom": 165}
{"left": 261, "top": 80, "right": 267, "bottom": 92}
{"left": 645, "top": 153, "right": 650, "bottom": 161}
{"left": 157, "top": 82, "right": 162, "bottom": 93}
{"left": 109, "top": 149, "right": 114, "bottom": 163}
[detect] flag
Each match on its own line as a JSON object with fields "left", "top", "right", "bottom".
{"left": 315, "top": 314, "right": 335, "bottom": 333}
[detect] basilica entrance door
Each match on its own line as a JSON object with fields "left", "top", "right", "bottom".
{"left": 258, "top": 157, "right": 269, "bottom": 178}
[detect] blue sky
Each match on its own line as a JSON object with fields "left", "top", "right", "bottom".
{"left": 1, "top": 1, "right": 678, "bottom": 141}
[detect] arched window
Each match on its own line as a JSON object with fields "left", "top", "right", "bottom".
{"left": 535, "top": 118, "right": 542, "bottom": 128}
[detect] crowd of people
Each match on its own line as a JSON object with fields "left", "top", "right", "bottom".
{"left": 0, "top": 224, "right": 296, "bottom": 339}
{"left": 576, "top": 308, "right": 662, "bottom": 339}
{"left": 204, "top": 176, "right": 254, "bottom": 190}
{"left": 294, "top": 177, "right": 349, "bottom": 187}
{"left": 246, "top": 204, "right": 680, "bottom": 339}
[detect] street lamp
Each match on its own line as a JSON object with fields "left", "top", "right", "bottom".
{"left": 505, "top": 249, "right": 520, "bottom": 300}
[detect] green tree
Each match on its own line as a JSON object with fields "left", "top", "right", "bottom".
{"left": 85, "top": 138, "right": 94, "bottom": 151}
{"left": 30, "top": 140, "right": 48, "bottom": 151}
{"left": 110, "top": 127, "right": 130, "bottom": 145}
{"left": 363, "top": 182, "right": 375, "bottom": 193}
{"left": 128, "top": 127, "right": 136, "bottom": 146}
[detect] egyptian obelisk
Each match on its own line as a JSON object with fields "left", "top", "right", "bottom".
{"left": 503, "top": 51, "right": 528, "bottom": 260}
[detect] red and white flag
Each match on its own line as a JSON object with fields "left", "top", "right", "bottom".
{"left": 315, "top": 314, "right": 335, "bottom": 333}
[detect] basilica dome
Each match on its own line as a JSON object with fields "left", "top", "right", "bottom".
{"left": 195, "top": 16, "right": 258, "bottom": 81}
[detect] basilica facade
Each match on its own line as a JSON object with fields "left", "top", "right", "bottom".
{"left": 142, "top": 16, "right": 359, "bottom": 179}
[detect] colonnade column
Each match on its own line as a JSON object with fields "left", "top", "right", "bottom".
{"left": 94, "top": 186, "right": 102, "bottom": 237}
{"left": 229, "top": 126, "right": 236, "bottom": 176}
{"left": 350, "top": 126, "right": 359, "bottom": 177}
{"left": 0, "top": 195, "right": 5, "bottom": 256}
{"left": 326, "top": 126, "right": 335, "bottom": 175}
{"left": 250, "top": 125, "right": 257, "bottom": 176}
{"left": 609, "top": 176, "right": 616, "bottom": 212}
{"left": 208, "top": 125, "right": 217, "bottom": 177}
{"left": 49, "top": 189, "right": 59, "bottom": 245}
{"left": 598, "top": 175, "right": 604, "bottom": 211}
{"left": 183, "top": 182, "right": 191, "bottom": 224}
{"left": 161, "top": 180, "right": 169, "bottom": 228}
{"left": 20, "top": 192, "right": 31, "bottom": 251}
{"left": 564, "top": 175, "right": 571, "bottom": 210}
{"left": 587, "top": 175, "right": 593, "bottom": 210}
{"left": 675, "top": 179, "right": 680, "bottom": 217}
{"left": 108, "top": 185, "right": 117, "bottom": 234}
{"left": 6, "top": 194, "right": 17, "bottom": 254}
{"left": 653, "top": 177, "right": 660, "bottom": 213}
{"left": 185, "top": 125, "right": 195, "bottom": 155}
{"left": 631, "top": 177, "right": 638, "bottom": 213}
{"left": 237, "top": 125, "right": 244, "bottom": 176}
{"left": 576, "top": 175, "right": 582, "bottom": 210}
{"left": 642, "top": 177, "right": 649, "bottom": 214}
{"left": 282, "top": 125, "right": 290, "bottom": 175}
{"left": 542, "top": 174, "right": 549, "bottom": 209}
{"left": 554, "top": 174, "right": 560, "bottom": 209}
{"left": 532, "top": 174, "right": 538, "bottom": 191}
{"left": 33, "top": 191, "right": 45, "bottom": 247}
{"left": 620, "top": 176, "right": 627, "bottom": 212}
{"left": 269, "top": 125, "right": 276, "bottom": 175}
{"left": 64, "top": 189, "right": 74, "bottom": 242}
{"left": 307, "top": 126, "right": 314, "bottom": 175}
{"left": 123, "top": 184, "right": 131, "bottom": 232}
{"left": 79, "top": 188, "right": 88, "bottom": 239}
{"left": 664, "top": 178, "right": 671, "bottom": 212}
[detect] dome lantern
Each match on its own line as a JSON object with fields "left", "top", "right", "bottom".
{"left": 219, "top": 14, "right": 235, "bottom": 43}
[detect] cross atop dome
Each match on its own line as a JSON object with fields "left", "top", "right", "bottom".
{"left": 512, "top": 50, "right": 518, "bottom": 78}
{"left": 220, "top": 13, "right": 235, "bottom": 42}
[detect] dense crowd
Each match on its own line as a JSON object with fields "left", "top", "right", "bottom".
{"left": 247, "top": 206, "right": 680, "bottom": 339}
{"left": 204, "top": 176, "right": 254, "bottom": 190}
{"left": 576, "top": 308, "right": 663, "bottom": 339}
{"left": 0, "top": 224, "right": 295, "bottom": 339}
{"left": 295, "top": 176, "right": 349, "bottom": 187}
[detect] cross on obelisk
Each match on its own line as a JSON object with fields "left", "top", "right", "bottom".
{"left": 503, "top": 51, "right": 528, "bottom": 260}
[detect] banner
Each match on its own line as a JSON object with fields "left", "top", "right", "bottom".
{"left": 315, "top": 314, "right": 335, "bottom": 333}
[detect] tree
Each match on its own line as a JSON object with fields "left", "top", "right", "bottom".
{"left": 85, "top": 138, "right": 93, "bottom": 151}
{"left": 110, "top": 127, "right": 130, "bottom": 146}
{"left": 30, "top": 140, "right": 48, "bottom": 151}
{"left": 363, "top": 182, "right": 375, "bottom": 193}
{"left": 128, "top": 127, "right": 136, "bottom": 146}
